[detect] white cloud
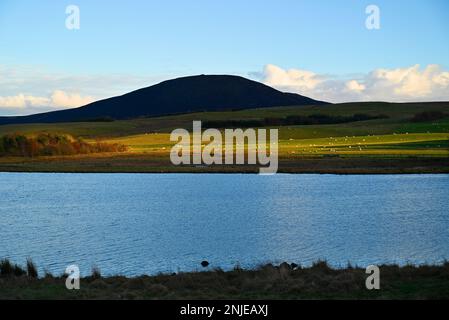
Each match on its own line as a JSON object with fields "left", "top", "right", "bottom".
{"left": 50, "top": 90, "right": 94, "bottom": 108}
{"left": 369, "top": 64, "right": 448, "bottom": 98}
{"left": 0, "top": 91, "right": 94, "bottom": 111}
{"left": 0, "top": 94, "right": 50, "bottom": 109}
{"left": 345, "top": 80, "right": 365, "bottom": 92}
{"left": 263, "top": 64, "right": 323, "bottom": 90}
{"left": 260, "top": 64, "right": 449, "bottom": 103}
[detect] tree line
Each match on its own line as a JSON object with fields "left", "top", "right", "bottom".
{"left": 203, "top": 113, "right": 388, "bottom": 129}
{"left": 411, "top": 111, "right": 448, "bottom": 122}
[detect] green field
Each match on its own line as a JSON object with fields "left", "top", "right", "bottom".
{"left": 0, "top": 101, "right": 448, "bottom": 173}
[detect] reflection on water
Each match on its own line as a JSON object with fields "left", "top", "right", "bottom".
{"left": 0, "top": 173, "right": 448, "bottom": 276}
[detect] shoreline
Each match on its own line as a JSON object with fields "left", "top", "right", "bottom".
{"left": 0, "top": 156, "right": 448, "bottom": 174}
{"left": 1, "top": 260, "right": 448, "bottom": 299}
{"left": 1, "top": 170, "right": 449, "bottom": 175}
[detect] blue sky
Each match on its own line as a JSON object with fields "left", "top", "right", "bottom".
{"left": 0, "top": 0, "right": 448, "bottom": 114}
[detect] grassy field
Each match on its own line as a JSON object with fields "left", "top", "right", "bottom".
{"left": 0, "top": 101, "right": 448, "bottom": 173}
{"left": 1, "top": 259, "right": 448, "bottom": 299}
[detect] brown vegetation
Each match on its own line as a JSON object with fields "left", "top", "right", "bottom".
{"left": 1, "top": 258, "right": 448, "bottom": 299}
{"left": 0, "top": 133, "right": 127, "bottom": 157}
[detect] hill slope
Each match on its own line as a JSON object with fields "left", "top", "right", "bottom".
{"left": 0, "top": 75, "right": 327, "bottom": 125}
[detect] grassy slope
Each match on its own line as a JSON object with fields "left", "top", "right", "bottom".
{"left": 1, "top": 262, "right": 449, "bottom": 300}
{"left": 0, "top": 102, "right": 448, "bottom": 173}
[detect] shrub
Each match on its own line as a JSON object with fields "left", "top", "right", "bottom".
{"left": 0, "top": 259, "right": 13, "bottom": 276}
{"left": 26, "top": 258, "right": 38, "bottom": 279}
{"left": 0, "top": 258, "right": 26, "bottom": 277}
{"left": 91, "top": 266, "right": 102, "bottom": 279}
{"left": 0, "top": 133, "right": 128, "bottom": 157}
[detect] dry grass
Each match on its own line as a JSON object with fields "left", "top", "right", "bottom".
{"left": 1, "top": 259, "right": 448, "bottom": 300}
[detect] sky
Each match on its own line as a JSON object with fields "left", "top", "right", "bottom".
{"left": 0, "top": 0, "right": 448, "bottom": 115}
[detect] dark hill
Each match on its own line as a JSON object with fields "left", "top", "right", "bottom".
{"left": 0, "top": 75, "right": 328, "bottom": 125}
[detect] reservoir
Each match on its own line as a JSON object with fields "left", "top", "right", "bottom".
{"left": 1, "top": 173, "right": 448, "bottom": 276}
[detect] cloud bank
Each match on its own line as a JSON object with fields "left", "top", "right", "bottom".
{"left": 0, "top": 91, "right": 94, "bottom": 110}
{"left": 0, "top": 65, "right": 167, "bottom": 115}
{"left": 261, "top": 64, "right": 449, "bottom": 103}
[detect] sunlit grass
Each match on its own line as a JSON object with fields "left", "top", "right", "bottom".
{"left": 94, "top": 132, "right": 449, "bottom": 158}
{"left": 1, "top": 102, "right": 448, "bottom": 163}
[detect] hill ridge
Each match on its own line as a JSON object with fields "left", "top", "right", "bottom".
{"left": 0, "top": 74, "right": 327, "bottom": 125}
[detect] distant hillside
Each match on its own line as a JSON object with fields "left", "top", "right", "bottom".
{"left": 0, "top": 75, "right": 328, "bottom": 125}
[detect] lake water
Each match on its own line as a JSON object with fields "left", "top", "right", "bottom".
{"left": 0, "top": 173, "right": 448, "bottom": 276}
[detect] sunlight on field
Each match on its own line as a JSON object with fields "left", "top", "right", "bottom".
{"left": 279, "top": 133, "right": 449, "bottom": 156}
{"left": 1, "top": 103, "right": 448, "bottom": 161}
{"left": 99, "top": 132, "right": 449, "bottom": 158}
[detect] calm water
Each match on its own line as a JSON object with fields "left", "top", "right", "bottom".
{"left": 0, "top": 173, "right": 448, "bottom": 276}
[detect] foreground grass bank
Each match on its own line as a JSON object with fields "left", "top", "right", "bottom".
{"left": 1, "top": 259, "right": 449, "bottom": 299}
